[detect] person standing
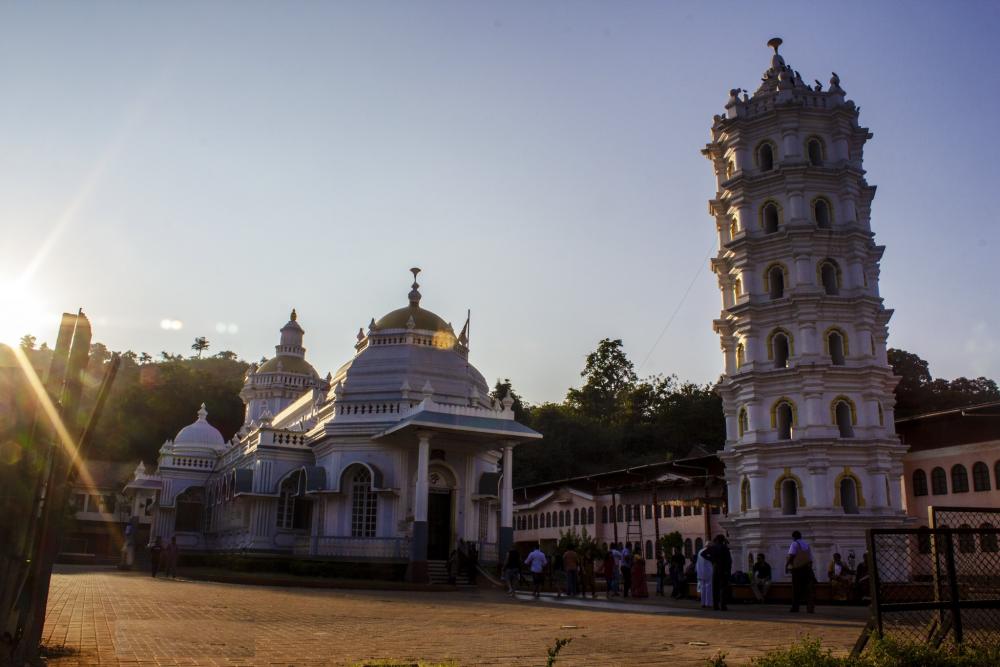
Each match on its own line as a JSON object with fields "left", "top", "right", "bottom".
{"left": 670, "top": 547, "right": 687, "bottom": 599}
{"left": 164, "top": 536, "right": 179, "bottom": 579}
{"left": 786, "top": 530, "right": 815, "bottom": 613}
{"left": 524, "top": 543, "right": 548, "bottom": 599}
{"left": 655, "top": 552, "right": 666, "bottom": 597}
{"left": 620, "top": 543, "right": 632, "bottom": 598}
{"left": 563, "top": 546, "right": 579, "bottom": 597}
{"left": 583, "top": 552, "right": 597, "bottom": 599}
{"left": 707, "top": 535, "right": 731, "bottom": 611}
{"left": 603, "top": 551, "right": 615, "bottom": 598}
{"left": 610, "top": 543, "right": 623, "bottom": 596}
{"left": 631, "top": 552, "right": 648, "bottom": 598}
{"left": 750, "top": 553, "right": 772, "bottom": 603}
{"left": 149, "top": 537, "right": 163, "bottom": 578}
{"left": 827, "top": 552, "right": 853, "bottom": 602}
{"left": 503, "top": 548, "right": 521, "bottom": 596}
{"left": 695, "top": 544, "right": 713, "bottom": 608}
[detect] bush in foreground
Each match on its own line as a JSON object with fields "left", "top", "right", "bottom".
{"left": 708, "top": 636, "right": 1000, "bottom": 667}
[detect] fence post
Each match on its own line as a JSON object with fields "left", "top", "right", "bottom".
{"left": 942, "top": 530, "right": 963, "bottom": 645}
{"left": 866, "top": 529, "right": 883, "bottom": 639}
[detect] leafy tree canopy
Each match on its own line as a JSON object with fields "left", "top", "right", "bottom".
{"left": 888, "top": 348, "right": 999, "bottom": 418}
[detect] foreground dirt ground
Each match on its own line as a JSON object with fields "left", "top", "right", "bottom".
{"left": 43, "top": 567, "right": 867, "bottom": 666}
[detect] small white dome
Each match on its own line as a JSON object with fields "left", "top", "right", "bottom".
{"left": 174, "top": 403, "right": 225, "bottom": 447}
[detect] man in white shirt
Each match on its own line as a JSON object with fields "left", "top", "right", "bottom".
{"left": 524, "top": 543, "right": 548, "bottom": 599}
{"left": 785, "top": 530, "right": 815, "bottom": 613}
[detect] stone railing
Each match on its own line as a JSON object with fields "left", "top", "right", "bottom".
{"left": 293, "top": 536, "right": 410, "bottom": 560}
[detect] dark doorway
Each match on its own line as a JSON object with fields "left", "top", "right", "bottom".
{"left": 427, "top": 491, "right": 452, "bottom": 560}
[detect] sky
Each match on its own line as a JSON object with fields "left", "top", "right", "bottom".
{"left": 1, "top": 1, "right": 998, "bottom": 405}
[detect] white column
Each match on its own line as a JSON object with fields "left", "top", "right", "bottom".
{"left": 415, "top": 432, "right": 431, "bottom": 523}
{"left": 502, "top": 446, "right": 514, "bottom": 529}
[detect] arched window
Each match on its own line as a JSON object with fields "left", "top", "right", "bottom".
{"left": 958, "top": 524, "right": 975, "bottom": 554}
{"left": 878, "top": 403, "right": 885, "bottom": 427}
{"left": 912, "top": 469, "right": 928, "bottom": 497}
{"left": 602, "top": 506, "right": 608, "bottom": 524}
{"left": 773, "top": 399, "right": 795, "bottom": 440}
{"left": 931, "top": 467, "right": 948, "bottom": 495}
{"left": 756, "top": 141, "right": 776, "bottom": 171}
{"left": 765, "top": 263, "right": 786, "bottom": 299}
{"left": 573, "top": 508, "right": 580, "bottom": 525}
{"left": 558, "top": 511, "right": 565, "bottom": 527}
{"left": 819, "top": 260, "right": 841, "bottom": 295}
{"left": 833, "top": 398, "right": 855, "bottom": 438}
{"left": 761, "top": 201, "right": 781, "bottom": 234}
{"left": 917, "top": 527, "right": 932, "bottom": 555}
{"left": 731, "top": 277, "right": 742, "bottom": 303}
{"left": 625, "top": 504, "right": 632, "bottom": 522}
{"left": 736, "top": 343, "right": 745, "bottom": 369}
{"left": 781, "top": 479, "right": 798, "bottom": 515}
{"left": 812, "top": 197, "right": 833, "bottom": 228}
{"left": 840, "top": 477, "right": 859, "bottom": 514}
{"left": 740, "top": 477, "right": 751, "bottom": 512}
{"left": 350, "top": 467, "right": 376, "bottom": 537}
{"left": 588, "top": 507, "right": 594, "bottom": 524}
{"left": 645, "top": 540, "right": 654, "bottom": 559}
{"left": 737, "top": 407, "right": 749, "bottom": 437}
{"left": 768, "top": 329, "right": 792, "bottom": 369}
{"left": 972, "top": 462, "right": 991, "bottom": 492}
{"left": 533, "top": 514, "right": 539, "bottom": 529}
{"left": 980, "top": 523, "right": 998, "bottom": 553}
{"left": 729, "top": 217, "right": 739, "bottom": 238}
{"left": 806, "top": 137, "right": 825, "bottom": 166}
{"left": 544, "top": 512, "right": 550, "bottom": 528}
{"left": 684, "top": 538, "right": 693, "bottom": 557}
{"left": 827, "top": 329, "right": 847, "bottom": 366}
{"left": 951, "top": 465, "right": 969, "bottom": 494}
{"left": 617, "top": 504, "right": 624, "bottom": 522}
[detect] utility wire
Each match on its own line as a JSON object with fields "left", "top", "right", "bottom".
{"left": 639, "top": 236, "right": 718, "bottom": 371}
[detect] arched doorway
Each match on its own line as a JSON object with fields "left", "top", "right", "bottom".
{"left": 426, "top": 465, "right": 456, "bottom": 560}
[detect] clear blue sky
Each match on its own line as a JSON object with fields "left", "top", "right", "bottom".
{"left": 1, "top": 1, "right": 998, "bottom": 405}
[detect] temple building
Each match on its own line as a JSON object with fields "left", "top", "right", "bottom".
{"left": 703, "top": 39, "right": 911, "bottom": 577}
{"left": 129, "top": 269, "right": 540, "bottom": 582}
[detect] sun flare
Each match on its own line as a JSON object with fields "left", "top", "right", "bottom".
{"left": 0, "top": 280, "right": 56, "bottom": 348}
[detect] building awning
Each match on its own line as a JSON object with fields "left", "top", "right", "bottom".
{"left": 372, "top": 408, "right": 542, "bottom": 443}
{"left": 125, "top": 478, "right": 162, "bottom": 491}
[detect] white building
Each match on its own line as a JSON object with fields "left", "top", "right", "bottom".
{"left": 704, "top": 39, "right": 911, "bottom": 578}
{"left": 130, "top": 269, "right": 540, "bottom": 582}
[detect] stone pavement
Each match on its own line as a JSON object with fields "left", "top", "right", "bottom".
{"left": 43, "top": 567, "right": 867, "bottom": 666}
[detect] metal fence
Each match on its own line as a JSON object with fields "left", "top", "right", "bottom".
{"left": 867, "top": 523, "right": 1000, "bottom": 648}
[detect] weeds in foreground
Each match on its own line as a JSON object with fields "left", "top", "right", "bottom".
{"left": 706, "top": 636, "right": 1000, "bottom": 667}
{"left": 546, "top": 637, "right": 573, "bottom": 666}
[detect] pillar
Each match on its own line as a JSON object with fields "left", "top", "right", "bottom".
{"left": 499, "top": 444, "right": 514, "bottom": 565}
{"left": 408, "top": 431, "right": 431, "bottom": 582}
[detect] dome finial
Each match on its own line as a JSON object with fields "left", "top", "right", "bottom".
{"left": 767, "top": 37, "right": 783, "bottom": 53}
{"left": 290, "top": 308, "right": 297, "bottom": 322}
{"left": 197, "top": 402, "right": 208, "bottom": 421}
{"left": 408, "top": 267, "right": 422, "bottom": 306}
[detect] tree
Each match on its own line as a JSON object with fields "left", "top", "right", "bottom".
{"left": 889, "top": 348, "right": 1000, "bottom": 418}
{"left": 191, "top": 337, "right": 210, "bottom": 358}
{"left": 213, "top": 350, "right": 239, "bottom": 361}
{"left": 491, "top": 378, "right": 528, "bottom": 421}
{"left": 138, "top": 352, "right": 152, "bottom": 365}
{"left": 658, "top": 530, "right": 683, "bottom": 556}
{"left": 566, "top": 338, "right": 637, "bottom": 421}
{"left": 19, "top": 334, "right": 35, "bottom": 351}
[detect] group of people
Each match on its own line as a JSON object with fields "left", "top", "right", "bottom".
{"left": 148, "top": 536, "right": 179, "bottom": 579}
{"left": 601, "top": 543, "right": 649, "bottom": 598}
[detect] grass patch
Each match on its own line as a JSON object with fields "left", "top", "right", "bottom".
{"left": 707, "top": 636, "right": 1000, "bottom": 666}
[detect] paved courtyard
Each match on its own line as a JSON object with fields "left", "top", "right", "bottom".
{"left": 43, "top": 567, "right": 867, "bottom": 666}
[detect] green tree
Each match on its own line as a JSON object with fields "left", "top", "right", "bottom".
{"left": 191, "top": 337, "right": 210, "bottom": 358}
{"left": 889, "top": 348, "right": 1000, "bottom": 418}
{"left": 658, "top": 530, "right": 683, "bottom": 556}
{"left": 491, "top": 378, "right": 528, "bottom": 421}
{"left": 566, "top": 338, "right": 637, "bottom": 421}
{"left": 138, "top": 352, "right": 152, "bottom": 365}
{"left": 19, "top": 334, "right": 36, "bottom": 351}
{"left": 213, "top": 350, "right": 239, "bottom": 361}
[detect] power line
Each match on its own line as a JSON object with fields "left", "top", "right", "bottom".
{"left": 639, "top": 236, "right": 717, "bottom": 371}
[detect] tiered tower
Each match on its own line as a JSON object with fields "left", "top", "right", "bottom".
{"left": 704, "top": 39, "right": 911, "bottom": 576}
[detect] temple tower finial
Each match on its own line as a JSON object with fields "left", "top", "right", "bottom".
{"left": 408, "top": 267, "right": 422, "bottom": 306}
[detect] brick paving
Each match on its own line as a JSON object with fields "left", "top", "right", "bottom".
{"left": 43, "top": 567, "right": 867, "bottom": 666}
